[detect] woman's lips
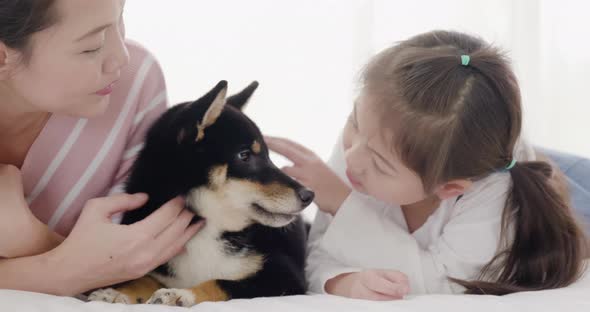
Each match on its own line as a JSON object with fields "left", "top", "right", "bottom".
{"left": 95, "top": 81, "right": 117, "bottom": 96}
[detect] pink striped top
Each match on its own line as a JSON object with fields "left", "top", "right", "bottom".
{"left": 21, "top": 41, "right": 169, "bottom": 236}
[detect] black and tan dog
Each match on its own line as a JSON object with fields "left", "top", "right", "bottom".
{"left": 88, "top": 81, "right": 313, "bottom": 306}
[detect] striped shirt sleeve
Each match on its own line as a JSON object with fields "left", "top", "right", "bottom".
{"left": 107, "top": 55, "right": 169, "bottom": 197}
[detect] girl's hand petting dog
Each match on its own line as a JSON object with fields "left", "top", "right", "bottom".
{"left": 265, "top": 136, "right": 351, "bottom": 216}
{"left": 325, "top": 269, "right": 410, "bottom": 301}
{"left": 48, "top": 194, "right": 205, "bottom": 294}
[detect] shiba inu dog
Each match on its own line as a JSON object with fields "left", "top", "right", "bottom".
{"left": 89, "top": 81, "right": 313, "bottom": 306}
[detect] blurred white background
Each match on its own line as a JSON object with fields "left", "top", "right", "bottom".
{"left": 125, "top": 0, "right": 590, "bottom": 220}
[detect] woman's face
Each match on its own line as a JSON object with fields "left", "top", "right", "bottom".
{"left": 3, "top": 0, "right": 129, "bottom": 118}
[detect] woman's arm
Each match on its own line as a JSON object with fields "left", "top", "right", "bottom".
{"left": 1, "top": 193, "right": 203, "bottom": 296}
{"left": 0, "top": 165, "right": 71, "bottom": 294}
{"left": 0, "top": 217, "right": 64, "bottom": 259}
{"left": 0, "top": 250, "right": 76, "bottom": 295}
{"left": 0, "top": 164, "right": 64, "bottom": 259}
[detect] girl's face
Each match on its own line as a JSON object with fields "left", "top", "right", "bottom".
{"left": 2, "top": 0, "right": 128, "bottom": 118}
{"left": 342, "top": 92, "right": 428, "bottom": 206}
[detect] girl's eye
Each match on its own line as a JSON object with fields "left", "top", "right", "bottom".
{"left": 373, "top": 159, "right": 387, "bottom": 173}
{"left": 348, "top": 115, "right": 358, "bottom": 129}
{"left": 374, "top": 159, "right": 398, "bottom": 177}
{"left": 238, "top": 150, "right": 251, "bottom": 162}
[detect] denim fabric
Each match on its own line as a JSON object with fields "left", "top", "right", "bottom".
{"left": 539, "top": 148, "right": 590, "bottom": 234}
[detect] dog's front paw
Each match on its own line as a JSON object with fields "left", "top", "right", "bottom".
{"left": 88, "top": 288, "right": 131, "bottom": 304}
{"left": 146, "top": 288, "right": 196, "bottom": 307}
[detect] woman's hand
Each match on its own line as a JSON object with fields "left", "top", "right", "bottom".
{"left": 325, "top": 269, "right": 410, "bottom": 300}
{"left": 265, "top": 136, "right": 351, "bottom": 215}
{"left": 47, "top": 194, "right": 204, "bottom": 294}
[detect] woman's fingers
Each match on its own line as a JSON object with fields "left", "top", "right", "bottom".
{"left": 157, "top": 219, "right": 205, "bottom": 264}
{"left": 94, "top": 193, "right": 149, "bottom": 219}
{"left": 134, "top": 197, "right": 184, "bottom": 236}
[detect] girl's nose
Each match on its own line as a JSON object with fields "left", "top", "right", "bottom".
{"left": 345, "top": 143, "right": 368, "bottom": 176}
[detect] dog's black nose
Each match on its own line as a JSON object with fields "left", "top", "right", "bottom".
{"left": 298, "top": 188, "right": 315, "bottom": 206}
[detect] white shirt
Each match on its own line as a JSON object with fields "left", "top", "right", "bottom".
{"left": 305, "top": 134, "right": 535, "bottom": 295}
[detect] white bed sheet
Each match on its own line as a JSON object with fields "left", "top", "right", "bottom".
{"left": 1, "top": 267, "right": 588, "bottom": 312}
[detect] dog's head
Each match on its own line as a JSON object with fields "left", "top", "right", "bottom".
{"left": 140, "top": 81, "right": 313, "bottom": 230}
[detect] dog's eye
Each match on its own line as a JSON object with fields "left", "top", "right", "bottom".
{"left": 238, "top": 150, "right": 251, "bottom": 162}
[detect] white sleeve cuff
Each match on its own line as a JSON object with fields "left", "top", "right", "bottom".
{"left": 323, "top": 191, "right": 428, "bottom": 294}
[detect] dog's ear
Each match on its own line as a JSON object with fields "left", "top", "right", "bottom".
{"left": 226, "top": 81, "right": 258, "bottom": 111}
{"left": 195, "top": 80, "right": 228, "bottom": 142}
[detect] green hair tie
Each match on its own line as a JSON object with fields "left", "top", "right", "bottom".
{"left": 461, "top": 55, "right": 470, "bottom": 66}
{"left": 505, "top": 159, "right": 517, "bottom": 170}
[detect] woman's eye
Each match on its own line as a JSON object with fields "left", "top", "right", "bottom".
{"left": 82, "top": 46, "right": 102, "bottom": 54}
{"left": 238, "top": 150, "right": 251, "bottom": 161}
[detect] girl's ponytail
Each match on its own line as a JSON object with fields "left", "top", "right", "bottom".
{"left": 456, "top": 161, "right": 588, "bottom": 295}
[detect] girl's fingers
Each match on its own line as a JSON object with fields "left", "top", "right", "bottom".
{"left": 281, "top": 166, "right": 304, "bottom": 181}
{"left": 265, "top": 136, "right": 315, "bottom": 156}
{"left": 265, "top": 137, "right": 311, "bottom": 165}
{"left": 359, "top": 288, "right": 403, "bottom": 301}
{"left": 365, "top": 274, "right": 408, "bottom": 297}
{"left": 380, "top": 270, "right": 410, "bottom": 284}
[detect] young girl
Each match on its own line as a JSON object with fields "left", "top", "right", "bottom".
{"left": 267, "top": 30, "right": 588, "bottom": 300}
{"left": 0, "top": 0, "right": 202, "bottom": 295}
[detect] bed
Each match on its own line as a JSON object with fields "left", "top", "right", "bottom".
{"left": 2, "top": 151, "right": 589, "bottom": 311}
{"left": 1, "top": 264, "right": 588, "bottom": 312}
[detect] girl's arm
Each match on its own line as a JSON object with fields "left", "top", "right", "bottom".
{"left": 317, "top": 176, "right": 511, "bottom": 295}
{"left": 306, "top": 209, "right": 362, "bottom": 294}
{"left": 302, "top": 138, "right": 373, "bottom": 294}
{"left": 306, "top": 191, "right": 408, "bottom": 296}
{"left": 264, "top": 135, "right": 351, "bottom": 216}
{"left": 265, "top": 135, "right": 412, "bottom": 299}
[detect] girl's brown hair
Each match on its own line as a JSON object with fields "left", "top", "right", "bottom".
{"left": 362, "top": 30, "right": 587, "bottom": 295}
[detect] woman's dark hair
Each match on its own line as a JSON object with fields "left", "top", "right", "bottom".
{"left": 362, "top": 30, "right": 588, "bottom": 295}
{"left": 1, "top": 0, "right": 57, "bottom": 60}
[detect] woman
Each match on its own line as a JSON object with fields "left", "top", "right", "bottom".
{"left": 0, "top": 0, "right": 202, "bottom": 296}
